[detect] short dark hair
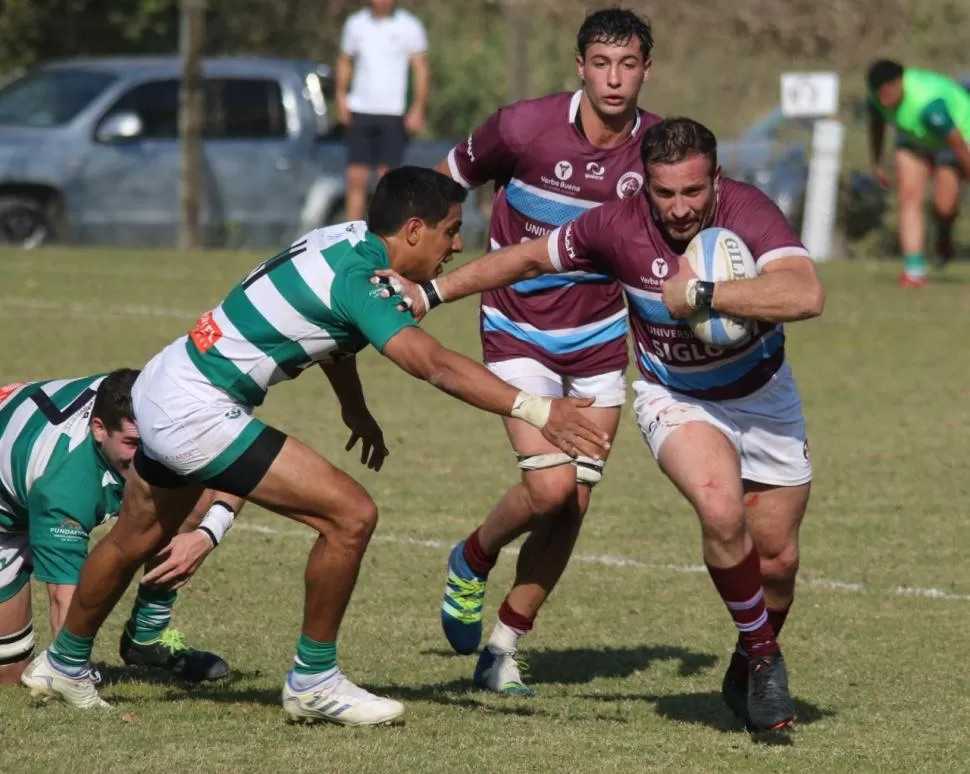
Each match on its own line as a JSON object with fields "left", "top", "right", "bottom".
{"left": 91, "top": 368, "right": 139, "bottom": 431}
{"left": 640, "top": 117, "right": 718, "bottom": 175}
{"left": 366, "top": 166, "right": 467, "bottom": 236}
{"left": 867, "top": 59, "right": 904, "bottom": 92}
{"left": 577, "top": 7, "right": 653, "bottom": 60}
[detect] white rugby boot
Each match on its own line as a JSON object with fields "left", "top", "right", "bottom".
{"left": 21, "top": 650, "right": 112, "bottom": 709}
{"left": 473, "top": 648, "right": 536, "bottom": 696}
{"left": 282, "top": 670, "right": 404, "bottom": 726}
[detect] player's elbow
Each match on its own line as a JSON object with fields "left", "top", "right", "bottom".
{"left": 802, "top": 282, "right": 825, "bottom": 319}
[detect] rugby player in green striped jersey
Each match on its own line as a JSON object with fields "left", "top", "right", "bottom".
{"left": 23, "top": 166, "right": 610, "bottom": 726}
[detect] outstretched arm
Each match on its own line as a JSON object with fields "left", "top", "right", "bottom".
{"left": 373, "top": 236, "right": 556, "bottom": 319}
{"left": 381, "top": 326, "right": 609, "bottom": 459}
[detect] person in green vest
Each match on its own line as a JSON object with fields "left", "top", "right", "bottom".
{"left": 867, "top": 60, "right": 970, "bottom": 286}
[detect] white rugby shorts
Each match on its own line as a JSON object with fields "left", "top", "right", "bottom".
{"left": 486, "top": 357, "right": 626, "bottom": 408}
{"left": 132, "top": 346, "right": 266, "bottom": 480}
{"left": 632, "top": 363, "right": 812, "bottom": 486}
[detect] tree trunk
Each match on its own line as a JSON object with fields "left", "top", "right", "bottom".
{"left": 179, "top": 0, "right": 206, "bottom": 250}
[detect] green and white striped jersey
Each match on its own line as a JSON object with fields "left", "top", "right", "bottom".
{"left": 0, "top": 375, "right": 124, "bottom": 585}
{"left": 179, "top": 221, "right": 417, "bottom": 406}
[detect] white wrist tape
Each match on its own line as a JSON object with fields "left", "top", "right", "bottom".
{"left": 685, "top": 278, "right": 700, "bottom": 311}
{"left": 416, "top": 284, "right": 430, "bottom": 312}
{"left": 198, "top": 501, "right": 235, "bottom": 547}
{"left": 510, "top": 391, "right": 552, "bottom": 429}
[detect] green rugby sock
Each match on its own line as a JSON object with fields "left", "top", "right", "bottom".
{"left": 49, "top": 627, "right": 95, "bottom": 674}
{"left": 292, "top": 634, "right": 337, "bottom": 677}
{"left": 903, "top": 253, "right": 926, "bottom": 278}
{"left": 126, "top": 585, "right": 177, "bottom": 644}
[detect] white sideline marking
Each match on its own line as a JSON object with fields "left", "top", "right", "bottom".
{"left": 0, "top": 297, "right": 196, "bottom": 319}
{"left": 234, "top": 523, "right": 961, "bottom": 603}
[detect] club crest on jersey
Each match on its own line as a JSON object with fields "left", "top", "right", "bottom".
{"left": 616, "top": 171, "right": 644, "bottom": 198}
{"left": 554, "top": 161, "right": 574, "bottom": 181}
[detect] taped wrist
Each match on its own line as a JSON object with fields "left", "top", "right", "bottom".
{"left": 510, "top": 391, "right": 552, "bottom": 429}
{"left": 198, "top": 500, "right": 236, "bottom": 547}
{"left": 419, "top": 278, "right": 445, "bottom": 310}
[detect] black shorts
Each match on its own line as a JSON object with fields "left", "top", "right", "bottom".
{"left": 347, "top": 113, "right": 408, "bottom": 168}
{"left": 133, "top": 424, "right": 287, "bottom": 498}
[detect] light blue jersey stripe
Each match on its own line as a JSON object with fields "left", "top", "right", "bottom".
{"left": 511, "top": 272, "right": 612, "bottom": 294}
{"left": 639, "top": 330, "right": 784, "bottom": 391}
{"left": 505, "top": 180, "right": 595, "bottom": 226}
{"left": 483, "top": 308, "right": 628, "bottom": 355}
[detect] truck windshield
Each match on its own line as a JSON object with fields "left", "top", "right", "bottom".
{"left": 0, "top": 69, "right": 117, "bottom": 127}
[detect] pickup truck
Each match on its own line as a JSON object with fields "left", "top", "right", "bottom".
{"left": 0, "top": 56, "right": 485, "bottom": 249}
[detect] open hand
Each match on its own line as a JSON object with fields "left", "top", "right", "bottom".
{"left": 342, "top": 405, "right": 389, "bottom": 471}
{"left": 540, "top": 396, "right": 611, "bottom": 460}
{"left": 141, "top": 530, "right": 215, "bottom": 590}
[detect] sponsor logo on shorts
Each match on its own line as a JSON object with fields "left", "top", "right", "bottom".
{"left": 189, "top": 311, "right": 223, "bottom": 354}
{"left": 225, "top": 408, "right": 242, "bottom": 420}
{"left": 803, "top": 439, "right": 811, "bottom": 461}
{"left": 616, "top": 171, "right": 644, "bottom": 198}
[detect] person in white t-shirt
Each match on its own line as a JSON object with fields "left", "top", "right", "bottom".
{"left": 336, "top": 0, "right": 430, "bottom": 221}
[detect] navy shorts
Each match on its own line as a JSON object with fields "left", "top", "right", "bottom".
{"left": 347, "top": 113, "right": 408, "bottom": 168}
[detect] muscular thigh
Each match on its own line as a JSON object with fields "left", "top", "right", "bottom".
{"left": 245, "top": 436, "right": 373, "bottom": 527}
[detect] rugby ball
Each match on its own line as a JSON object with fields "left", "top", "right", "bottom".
{"left": 683, "top": 228, "right": 758, "bottom": 348}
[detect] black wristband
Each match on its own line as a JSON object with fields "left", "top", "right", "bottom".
{"left": 695, "top": 281, "right": 715, "bottom": 309}
{"left": 212, "top": 499, "right": 236, "bottom": 516}
{"left": 419, "top": 280, "right": 444, "bottom": 310}
{"left": 198, "top": 526, "right": 219, "bottom": 548}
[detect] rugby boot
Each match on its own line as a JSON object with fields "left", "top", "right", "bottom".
{"left": 120, "top": 627, "right": 228, "bottom": 682}
{"left": 747, "top": 652, "right": 796, "bottom": 733}
{"left": 473, "top": 648, "right": 535, "bottom": 696}
{"left": 440, "top": 541, "right": 487, "bottom": 654}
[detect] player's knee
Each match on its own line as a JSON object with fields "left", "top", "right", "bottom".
{"left": 695, "top": 492, "right": 745, "bottom": 544}
{"left": 523, "top": 468, "right": 578, "bottom": 517}
{"left": 897, "top": 181, "right": 925, "bottom": 207}
{"left": 760, "top": 542, "right": 800, "bottom": 583}
{"left": 330, "top": 495, "right": 379, "bottom": 550}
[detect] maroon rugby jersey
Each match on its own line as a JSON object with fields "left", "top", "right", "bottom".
{"left": 547, "top": 179, "right": 811, "bottom": 400}
{"left": 447, "top": 91, "right": 660, "bottom": 377}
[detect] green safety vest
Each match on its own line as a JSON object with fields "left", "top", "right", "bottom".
{"left": 870, "top": 68, "right": 970, "bottom": 149}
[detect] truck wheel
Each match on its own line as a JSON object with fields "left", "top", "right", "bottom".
{"left": 0, "top": 196, "right": 52, "bottom": 248}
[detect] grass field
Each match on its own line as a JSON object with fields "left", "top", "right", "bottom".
{"left": 1, "top": 247, "right": 970, "bottom": 773}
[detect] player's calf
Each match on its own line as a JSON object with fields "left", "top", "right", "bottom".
{"left": 0, "top": 581, "right": 34, "bottom": 685}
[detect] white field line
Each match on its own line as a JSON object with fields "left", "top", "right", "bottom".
{"left": 0, "top": 297, "right": 196, "bottom": 319}
{"left": 234, "top": 522, "right": 958, "bottom": 603}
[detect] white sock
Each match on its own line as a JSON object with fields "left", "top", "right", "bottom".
{"left": 288, "top": 666, "right": 340, "bottom": 691}
{"left": 487, "top": 619, "right": 527, "bottom": 656}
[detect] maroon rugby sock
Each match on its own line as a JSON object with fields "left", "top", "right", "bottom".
{"left": 707, "top": 547, "right": 780, "bottom": 660}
